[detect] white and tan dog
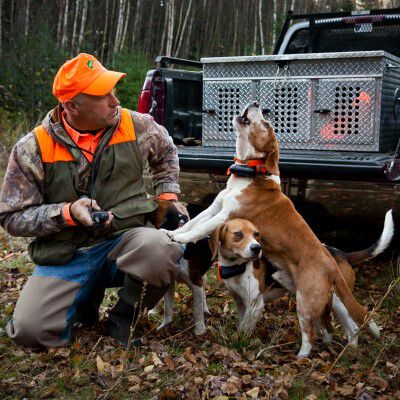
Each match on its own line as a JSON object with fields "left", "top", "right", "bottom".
{"left": 209, "top": 218, "right": 265, "bottom": 334}
{"left": 211, "top": 217, "right": 394, "bottom": 346}
{"left": 164, "top": 102, "right": 394, "bottom": 357}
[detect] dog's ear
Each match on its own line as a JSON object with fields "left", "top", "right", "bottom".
{"left": 263, "top": 122, "right": 280, "bottom": 176}
{"left": 209, "top": 224, "right": 225, "bottom": 262}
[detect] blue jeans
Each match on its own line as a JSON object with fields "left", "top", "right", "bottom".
{"left": 6, "top": 227, "right": 182, "bottom": 347}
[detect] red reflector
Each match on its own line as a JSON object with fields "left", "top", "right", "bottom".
{"left": 137, "top": 90, "right": 151, "bottom": 113}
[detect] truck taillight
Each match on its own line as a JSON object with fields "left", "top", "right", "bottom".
{"left": 150, "top": 76, "right": 166, "bottom": 126}
{"left": 137, "top": 77, "right": 152, "bottom": 113}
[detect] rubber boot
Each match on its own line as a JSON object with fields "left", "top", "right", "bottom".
{"left": 108, "top": 274, "right": 168, "bottom": 346}
{"left": 75, "top": 287, "right": 105, "bottom": 327}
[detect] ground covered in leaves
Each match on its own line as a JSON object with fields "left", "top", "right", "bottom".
{"left": 0, "top": 232, "right": 399, "bottom": 400}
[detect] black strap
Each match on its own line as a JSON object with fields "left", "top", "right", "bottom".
{"left": 219, "top": 262, "right": 247, "bottom": 279}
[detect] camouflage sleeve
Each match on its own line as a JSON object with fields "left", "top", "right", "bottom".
{"left": 0, "top": 132, "right": 68, "bottom": 237}
{"left": 132, "top": 111, "right": 180, "bottom": 195}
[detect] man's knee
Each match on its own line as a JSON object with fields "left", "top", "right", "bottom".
{"left": 112, "top": 227, "right": 183, "bottom": 287}
{"left": 7, "top": 276, "right": 79, "bottom": 347}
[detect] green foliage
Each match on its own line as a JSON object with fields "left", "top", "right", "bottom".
{"left": 0, "top": 25, "right": 154, "bottom": 159}
{"left": 110, "top": 51, "right": 154, "bottom": 111}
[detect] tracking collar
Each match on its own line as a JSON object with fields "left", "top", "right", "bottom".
{"left": 227, "top": 157, "right": 271, "bottom": 177}
{"left": 217, "top": 262, "right": 247, "bottom": 280}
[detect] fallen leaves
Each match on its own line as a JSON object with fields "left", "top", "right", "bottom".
{"left": 0, "top": 239, "right": 399, "bottom": 399}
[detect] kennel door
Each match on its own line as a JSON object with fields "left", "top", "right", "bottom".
{"left": 203, "top": 81, "right": 252, "bottom": 147}
{"left": 314, "top": 79, "right": 378, "bottom": 150}
{"left": 259, "top": 79, "right": 312, "bottom": 149}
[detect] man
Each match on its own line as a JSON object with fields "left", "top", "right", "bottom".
{"left": 0, "top": 53, "right": 186, "bottom": 347}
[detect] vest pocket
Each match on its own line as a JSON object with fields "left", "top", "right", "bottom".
{"left": 111, "top": 200, "right": 157, "bottom": 233}
{"left": 28, "top": 237, "right": 78, "bottom": 265}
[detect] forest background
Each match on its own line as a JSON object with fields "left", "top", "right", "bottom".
{"left": 0, "top": 0, "right": 399, "bottom": 169}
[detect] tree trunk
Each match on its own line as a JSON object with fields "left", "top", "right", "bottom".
{"left": 233, "top": 5, "right": 238, "bottom": 54}
{"left": 0, "top": 0, "right": 2, "bottom": 57}
{"left": 130, "top": 0, "right": 142, "bottom": 51}
{"left": 183, "top": 7, "right": 194, "bottom": 59}
{"left": 259, "top": 0, "right": 265, "bottom": 55}
{"left": 165, "top": 0, "right": 175, "bottom": 57}
{"left": 120, "top": 0, "right": 131, "bottom": 52}
{"left": 174, "top": 0, "right": 192, "bottom": 57}
{"left": 61, "top": 0, "right": 70, "bottom": 50}
{"left": 160, "top": 0, "right": 169, "bottom": 54}
{"left": 77, "top": 0, "right": 88, "bottom": 53}
{"left": 71, "top": 0, "right": 81, "bottom": 53}
{"left": 57, "top": 0, "right": 64, "bottom": 46}
{"left": 173, "top": 0, "right": 184, "bottom": 55}
{"left": 272, "top": 0, "right": 277, "bottom": 49}
{"left": 24, "top": 0, "right": 30, "bottom": 38}
{"left": 100, "top": 0, "right": 110, "bottom": 62}
{"left": 253, "top": 0, "right": 258, "bottom": 54}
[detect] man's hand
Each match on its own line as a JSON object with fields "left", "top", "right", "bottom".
{"left": 70, "top": 198, "right": 114, "bottom": 227}
{"left": 171, "top": 201, "right": 190, "bottom": 220}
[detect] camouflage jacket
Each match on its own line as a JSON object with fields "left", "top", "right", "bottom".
{"left": 0, "top": 106, "right": 180, "bottom": 237}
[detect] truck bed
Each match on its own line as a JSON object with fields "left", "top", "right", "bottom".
{"left": 177, "top": 147, "right": 395, "bottom": 180}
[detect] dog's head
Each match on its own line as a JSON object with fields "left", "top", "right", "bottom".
{"left": 209, "top": 218, "right": 262, "bottom": 263}
{"left": 210, "top": 218, "right": 266, "bottom": 334}
{"left": 232, "top": 102, "right": 279, "bottom": 176}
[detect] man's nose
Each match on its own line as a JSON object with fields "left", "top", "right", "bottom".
{"left": 109, "top": 91, "right": 120, "bottom": 107}
{"left": 250, "top": 244, "right": 262, "bottom": 254}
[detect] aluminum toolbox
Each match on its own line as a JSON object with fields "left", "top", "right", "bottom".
{"left": 201, "top": 51, "right": 400, "bottom": 152}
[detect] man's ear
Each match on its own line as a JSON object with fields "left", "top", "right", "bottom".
{"left": 209, "top": 224, "right": 225, "bottom": 262}
{"left": 63, "top": 99, "right": 80, "bottom": 116}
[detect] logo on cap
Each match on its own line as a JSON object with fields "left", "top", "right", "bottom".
{"left": 87, "top": 60, "right": 94, "bottom": 69}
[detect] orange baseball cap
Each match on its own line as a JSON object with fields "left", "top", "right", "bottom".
{"left": 53, "top": 53, "right": 126, "bottom": 102}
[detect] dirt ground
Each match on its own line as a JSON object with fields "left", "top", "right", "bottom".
{"left": 0, "top": 230, "right": 399, "bottom": 400}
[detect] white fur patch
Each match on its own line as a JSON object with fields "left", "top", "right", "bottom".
{"left": 332, "top": 293, "right": 359, "bottom": 346}
{"left": 223, "top": 260, "right": 264, "bottom": 334}
{"left": 372, "top": 209, "right": 394, "bottom": 257}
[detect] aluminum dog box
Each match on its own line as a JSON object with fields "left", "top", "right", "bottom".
{"left": 201, "top": 51, "right": 400, "bottom": 152}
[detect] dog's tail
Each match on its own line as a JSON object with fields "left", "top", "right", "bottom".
{"left": 327, "top": 210, "right": 394, "bottom": 265}
{"left": 331, "top": 264, "right": 380, "bottom": 339}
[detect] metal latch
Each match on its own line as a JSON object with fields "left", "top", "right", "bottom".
{"left": 202, "top": 109, "right": 216, "bottom": 114}
{"left": 313, "top": 109, "right": 331, "bottom": 114}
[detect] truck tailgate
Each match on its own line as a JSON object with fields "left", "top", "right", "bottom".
{"left": 177, "top": 147, "right": 395, "bottom": 181}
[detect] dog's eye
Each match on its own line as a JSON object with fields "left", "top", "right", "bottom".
{"left": 254, "top": 232, "right": 260, "bottom": 238}
{"left": 234, "top": 231, "right": 243, "bottom": 239}
{"left": 243, "top": 118, "right": 250, "bottom": 125}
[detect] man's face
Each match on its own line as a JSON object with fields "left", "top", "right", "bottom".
{"left": 69, "top": 90, "right": 121, "bottom": 130}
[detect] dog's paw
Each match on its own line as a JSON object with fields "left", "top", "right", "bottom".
{"left": 159, "top": 228, "right": 173, "bottom": 237}
{"left": 171, "top": 234, "right": 193, "bottom": 244}
{"left": 194, "top": 324, "right": 206, "bottom": 336}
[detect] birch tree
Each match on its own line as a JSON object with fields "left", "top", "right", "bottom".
{"left": 120, "top": 0, "right": 131, "bottom": 51}
{"left": 165, "top": 0, "right": 175, "bottom": 56}
{"left": 130, "top": 0, "right": 142, "bottom": 50}
{"left": 259, "top": 0, "right": 265, "bottom": 54}
{"left": 0, "top": 0, "right": 2, "bottom": 57}
{"left": 71, "top": 0, "right": 81, "bottom": 52}
{"left": 174, "top": 0, "right": 192, "bottom": 57}
{"left": 61, "top": 0, "right": 69, "bottom": 50}
{"left": 100, "top": 0, "right": 110, "bottom": 62}
{"left": 24, "top": 0, "right": 30, "bottom": 38}
{"left": 77, "top": 0, "right": 88, "bottom": 52}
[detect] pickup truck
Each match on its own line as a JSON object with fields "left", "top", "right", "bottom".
{"left": 138, "top": 8, "right": 400, "bottom": 248}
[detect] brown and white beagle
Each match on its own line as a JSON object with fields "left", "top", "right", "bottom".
{"left": 164, "top": 103, "right": 394, "bottom": 357}
{"left": 211, "top": 218, "right": 393, "bottom": 348}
